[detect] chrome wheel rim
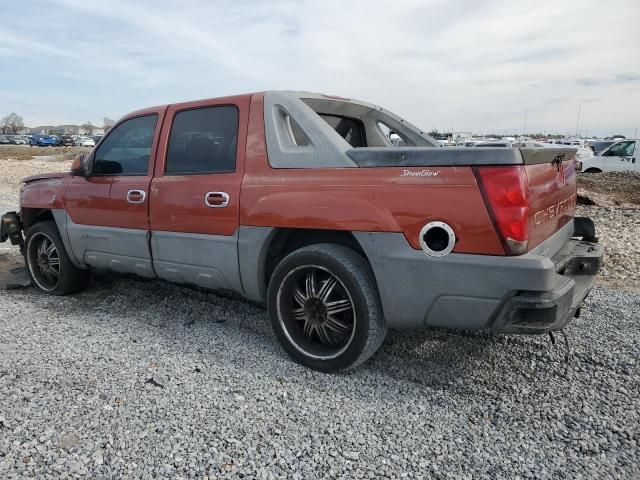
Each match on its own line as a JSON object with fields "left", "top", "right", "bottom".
{"left": 27, "top": 232, "right": 60, "bottom": 291}
{"left": 276, "top": 265, "right": 356, "bottom": 360}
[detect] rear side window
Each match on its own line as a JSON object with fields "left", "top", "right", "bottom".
{"left": 319, "top": 114, "right": 366, "bottom": 148}
{"left": 93, "top": 114, "right": 157, "bottom": 175}
{"left": 166, "top": 106, "right": 238, "bottom": 174}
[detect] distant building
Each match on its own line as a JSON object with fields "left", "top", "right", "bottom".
{"left": 51, "top": 124, "right": 82, "bottom": 135}
{"left": 30, "top": 126, "right": 56, "bottom": 135}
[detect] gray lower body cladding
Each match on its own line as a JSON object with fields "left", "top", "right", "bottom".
{"left": 49, "top": 209, "right": 602, "bottom": 334}
{"left": 353, "top": 221, "right": 602, "bottom": 333}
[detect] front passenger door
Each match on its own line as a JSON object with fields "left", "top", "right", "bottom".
{"left": 65, "top": 111, "right": 164, "bottom": 276}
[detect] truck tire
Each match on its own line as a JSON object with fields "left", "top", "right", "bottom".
{"left": 267, "top": 244, "right": 387, "bottom": 372}
{"left": 24, "top": 220, "right": 90, "bottom": 295}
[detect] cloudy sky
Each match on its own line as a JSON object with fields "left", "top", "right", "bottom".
{"left": 1, "top": 0, "right": 639, "bottom": 137}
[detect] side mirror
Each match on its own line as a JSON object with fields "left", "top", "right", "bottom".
{"left": 70, "top": 154, "right": 88, "bottom": 176}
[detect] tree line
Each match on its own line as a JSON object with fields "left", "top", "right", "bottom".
{"left": 0, "top": 113, "right": 115, "bottom": 135}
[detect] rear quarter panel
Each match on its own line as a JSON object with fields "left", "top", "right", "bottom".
{"left": 242, "top": 93, "right": 503, "bottom": 255}
{"left": 241, "top": 167, "right": 503, "bottom": 254}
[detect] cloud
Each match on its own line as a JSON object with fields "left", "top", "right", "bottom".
{"left": 0, "top": 0, "right": 639, "bottom": 137}
{"left": 578, "top": 72, "right": 640, "bottom": 86}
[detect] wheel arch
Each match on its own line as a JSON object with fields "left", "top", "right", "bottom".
{"left": 22, "top": 208, "right": 82, "bottom": 268}
{"left": 21, "top": 208, "right": 55, "bottom": 229}
{"left": 239, "top": 227, "right": 373, "bottom": 303}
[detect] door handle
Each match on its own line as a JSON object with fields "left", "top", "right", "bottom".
{"left": 204, "top": 191, "right": 230, "bottom": 208}
{"left": 127, "top": 189, "right": 146, "bottom": 204}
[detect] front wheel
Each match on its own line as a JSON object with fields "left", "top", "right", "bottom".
{"left": 24, "top": 221, "right": 90, "bottom": 295}
{"left": 267, "top": 244, "right": 387, "bottom": 372}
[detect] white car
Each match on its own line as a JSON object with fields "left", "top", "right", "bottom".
{"left": 76, "top": 136, "right": 95, "bottom": 147}
{"left": 579, "top": 139, "right": 638, "bottom": 173}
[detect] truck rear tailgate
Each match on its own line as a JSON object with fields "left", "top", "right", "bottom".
{"left": 521, "top": 148, "right": 578, "bottom": 251}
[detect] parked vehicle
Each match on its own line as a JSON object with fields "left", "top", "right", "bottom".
{"left": 74, "top": 136, "right": 95, "bottom": 147}
{"left": 1, "top": 91, "right": 602, "bottom": 371}
{"left": 61, "top": 135, "right": 75, "bottom": 146}
{"left": 579, "top": 139, "right": 638, "bottom": 173}
{"left": 29, "top": 135, "right": 58, "bottom": 147}
{"left": 9, "top": 135, "right": 28, "bottom": 145}
{"left": 92, "top": 134, "right": 104, "bottom": 144}
{"left": 0, "top": 135, "right": 11, "bottom": 144}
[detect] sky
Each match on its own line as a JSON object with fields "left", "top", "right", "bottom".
{"left": 1, "top": 0, "right": 639, "bottom": 137}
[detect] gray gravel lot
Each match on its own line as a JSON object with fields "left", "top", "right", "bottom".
{"left": 1, "top": 272, "right": 639, "bottom": 479}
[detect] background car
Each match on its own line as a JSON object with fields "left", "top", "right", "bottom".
{"left": 76, "top": 136, "right": 95, "bottom": 147}
{"left": 579, "top": 139, "right": 638, "bottom": 173}
{"left": 0, "top": 135, "right": 11, "bottom": 144}
{"left": 61, "top": 135, "right": 75, "bottom": 146}
{"left": 29, "top": 135, "right": 58, "bottom": 147}
{"left": 9, "top": 135, "right": 27, "bottom": 145}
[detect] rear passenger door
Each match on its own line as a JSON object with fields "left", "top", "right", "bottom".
{"left": 148, "top": 96, "right": 250, "bottom": 292}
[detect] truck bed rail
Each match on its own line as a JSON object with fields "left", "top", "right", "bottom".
{"left": 346, "top": 147, "right": 577, "bottom": 167}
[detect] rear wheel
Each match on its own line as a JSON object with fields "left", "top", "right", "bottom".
{"left": 267, "top": 244, "right": 387, "bottom": 372}
{"left": 24, "top": 221, "right": 90, "bottom": 295}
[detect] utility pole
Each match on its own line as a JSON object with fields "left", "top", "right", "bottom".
{"left": 575, "top": 104, "right": 581, "bottom": 137}
{"left": 523, "top": 108, "right": 528, "bottom": 137}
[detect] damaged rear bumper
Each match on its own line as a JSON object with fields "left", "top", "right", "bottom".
{"left": 490, "top": 238, "right": 602, "bottom": 333}
{"left": 353, "top": 217, "right": 603, "bottom": 333}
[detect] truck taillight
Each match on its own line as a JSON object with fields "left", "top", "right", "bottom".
{"left": 473, "top": 166, "right": 530, "bottom": 255}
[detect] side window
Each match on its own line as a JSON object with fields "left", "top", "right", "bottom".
{"left": 378, "top": 121, "right": 409, "bottom": 147}
{"left": 319, "top": 114, "right": 367, "bottom": 148}
{"left": 93, "top": 115, "right": 157, "bottom": 175}
{"left": 605, "top": 141, "right": 633, "bottom": 157}
{"left": 165, "top": 106, "right": 238, "bottom": 174}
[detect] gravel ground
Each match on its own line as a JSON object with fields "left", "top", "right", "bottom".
{"left": 576, "top": 206, "right": 640, "bottom": 293}
{"left": 0, "top": 274, "right": 639, "bottom": 479}
{"left": 0, "top": 157, "right": 639, "bottom": 478}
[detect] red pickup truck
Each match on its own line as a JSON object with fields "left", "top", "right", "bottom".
{"left": 1, "top": 91, "right": 602, "bottom": 371}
